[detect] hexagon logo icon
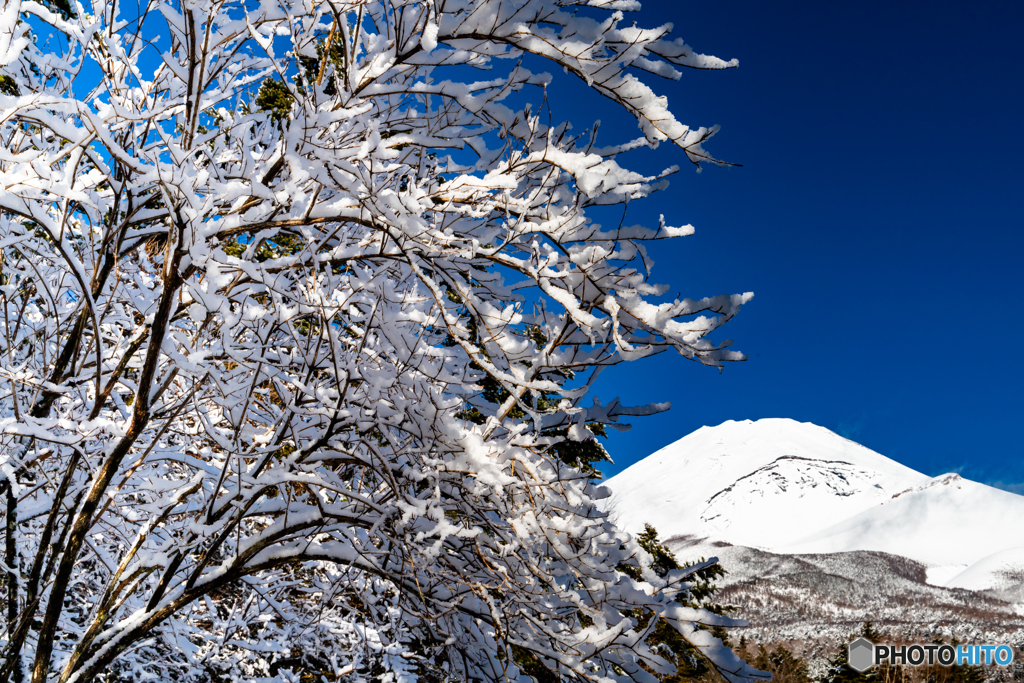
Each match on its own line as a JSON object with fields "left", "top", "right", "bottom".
{"left": 849, "top": 638, "right": 875, "bottom": 672}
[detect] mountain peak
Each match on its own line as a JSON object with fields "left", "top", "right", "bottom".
{"left": 604, "top": 418, "right": 929, "bottom": 549}
{"left": 603, "top": 418, "right": 1024, "bottom": 583}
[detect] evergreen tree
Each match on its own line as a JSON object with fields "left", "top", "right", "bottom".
{"left": 753, "top": 643, "right": 811, "bottom": 683}
{"left": 768, "top": 645, "right": 812, "bottom": 683}
{"left": 821, "top": 627, "right": 988, "bottom": 683}
{"left": 737, "top": 636, "right": 751, "bottom": 661}
{"left": 917, "top": 639, "right": 985, "bottom": 683}
{"left": 861, "top": 622, "right": 882, "bottom": 643}
{"left": 619, "top": 524, "right": 747, "bottom": 682}
{"left": 820, "top": 624, "right": 878, "bottom": 683}
{"left": 821, "top": 624, "right": 897, "bottom": 683}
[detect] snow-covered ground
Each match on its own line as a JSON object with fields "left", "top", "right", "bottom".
{"left": 602, "top": 418, "right": 1024, "bottom": 591}
{"left": 781, "top": 474, "right": 1024, "bottom": 569}
{"left": 946, "top": 547, "right": 1024, "bottom": 607}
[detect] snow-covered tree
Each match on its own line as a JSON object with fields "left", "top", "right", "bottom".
{"left": 0, "top": 0, "right": 757, "bottom": 680}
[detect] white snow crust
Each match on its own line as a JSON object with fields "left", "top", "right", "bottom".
{"left": 782, "top": 474, "right": 1024, "bottom": 568}
{"left": 946, "top": 546, "right": 1024, "bottom": 591}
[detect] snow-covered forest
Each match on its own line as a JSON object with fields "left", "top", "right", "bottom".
{"left": 0, "top": 0, "right": 756, "bottom": 680}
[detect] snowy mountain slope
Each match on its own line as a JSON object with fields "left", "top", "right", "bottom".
{"left": 780, "top": 474, "right": 1024, "bottom": 568}
{"left": 602, "top": 418, "right": 1024, "bottom": 580}
{"left": 665, "top": 535, "right": 1024, "bottom": 640}
{"left": 948, "top": 547, "right": 1024, "bottom": 594}
{"left": 662, "top": 536, "right": 1024, "bottom": 673}
{"left": 602, "top": 418, "right": 930, "bottom": 549}
{"left": 603, "top": 419, "right": 1024, "bottom": 672}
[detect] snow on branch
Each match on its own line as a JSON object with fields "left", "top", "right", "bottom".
{"left": 0, "top": 0, "right": 757, "bottom": 681}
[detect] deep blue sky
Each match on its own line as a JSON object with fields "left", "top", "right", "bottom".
{"left": 49, "top": 1, "right": 1021, "bottom": 487}
{"left": 548, "top": 1, "right": 1024, "bottom": 488}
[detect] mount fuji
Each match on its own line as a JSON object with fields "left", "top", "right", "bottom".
{"left": 601, "top": 418, "right": 1024, "bottom": 597}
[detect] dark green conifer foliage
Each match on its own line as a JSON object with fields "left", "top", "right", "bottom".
{"left": 254, "top": 79, "right": 295, "bottom": 123}
{"left": 439, "top": 286, "right": 612, "bottom": 479}
{"left": 819, "top": 624, "right": 986, "bottom": 683}
{"left": 40, "top": 0, "right": 76, "bottom": 19}
{"left": 861, "top": 622, "right": 881, "bottom": 642}
{"left": 754, "top": 643, "right": 811, "bottom": 683}
{"left": 820, "top": 636, "right": 873, "bottom": 683}
{"left": 0, "top": 76, "right": 19, "bottom": 97}
{"left": 737, "top": 635, "right": 751, "bottom": 661}
{"left": 616, "top": 524, "right": 741, "bottom": 682}
{"left": 916, "top": 639, "right": 985, "bottom": 683}
{"left": 254, "top": 27, "right": 349, "bottom": 123}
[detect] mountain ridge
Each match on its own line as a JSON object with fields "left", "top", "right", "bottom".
{"left": 602, "top": 418, "right": 1024, "bottom": 592}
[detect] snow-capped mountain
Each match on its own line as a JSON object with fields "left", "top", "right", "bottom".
{"left": 602, "top": 418, "right": 1024, "bottom": 589}
{"left": 780, "top": 473, "right": 1024, "bottom": 571}
{"left": 602, "top": 418, "right": 1024, "bottom": 670}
